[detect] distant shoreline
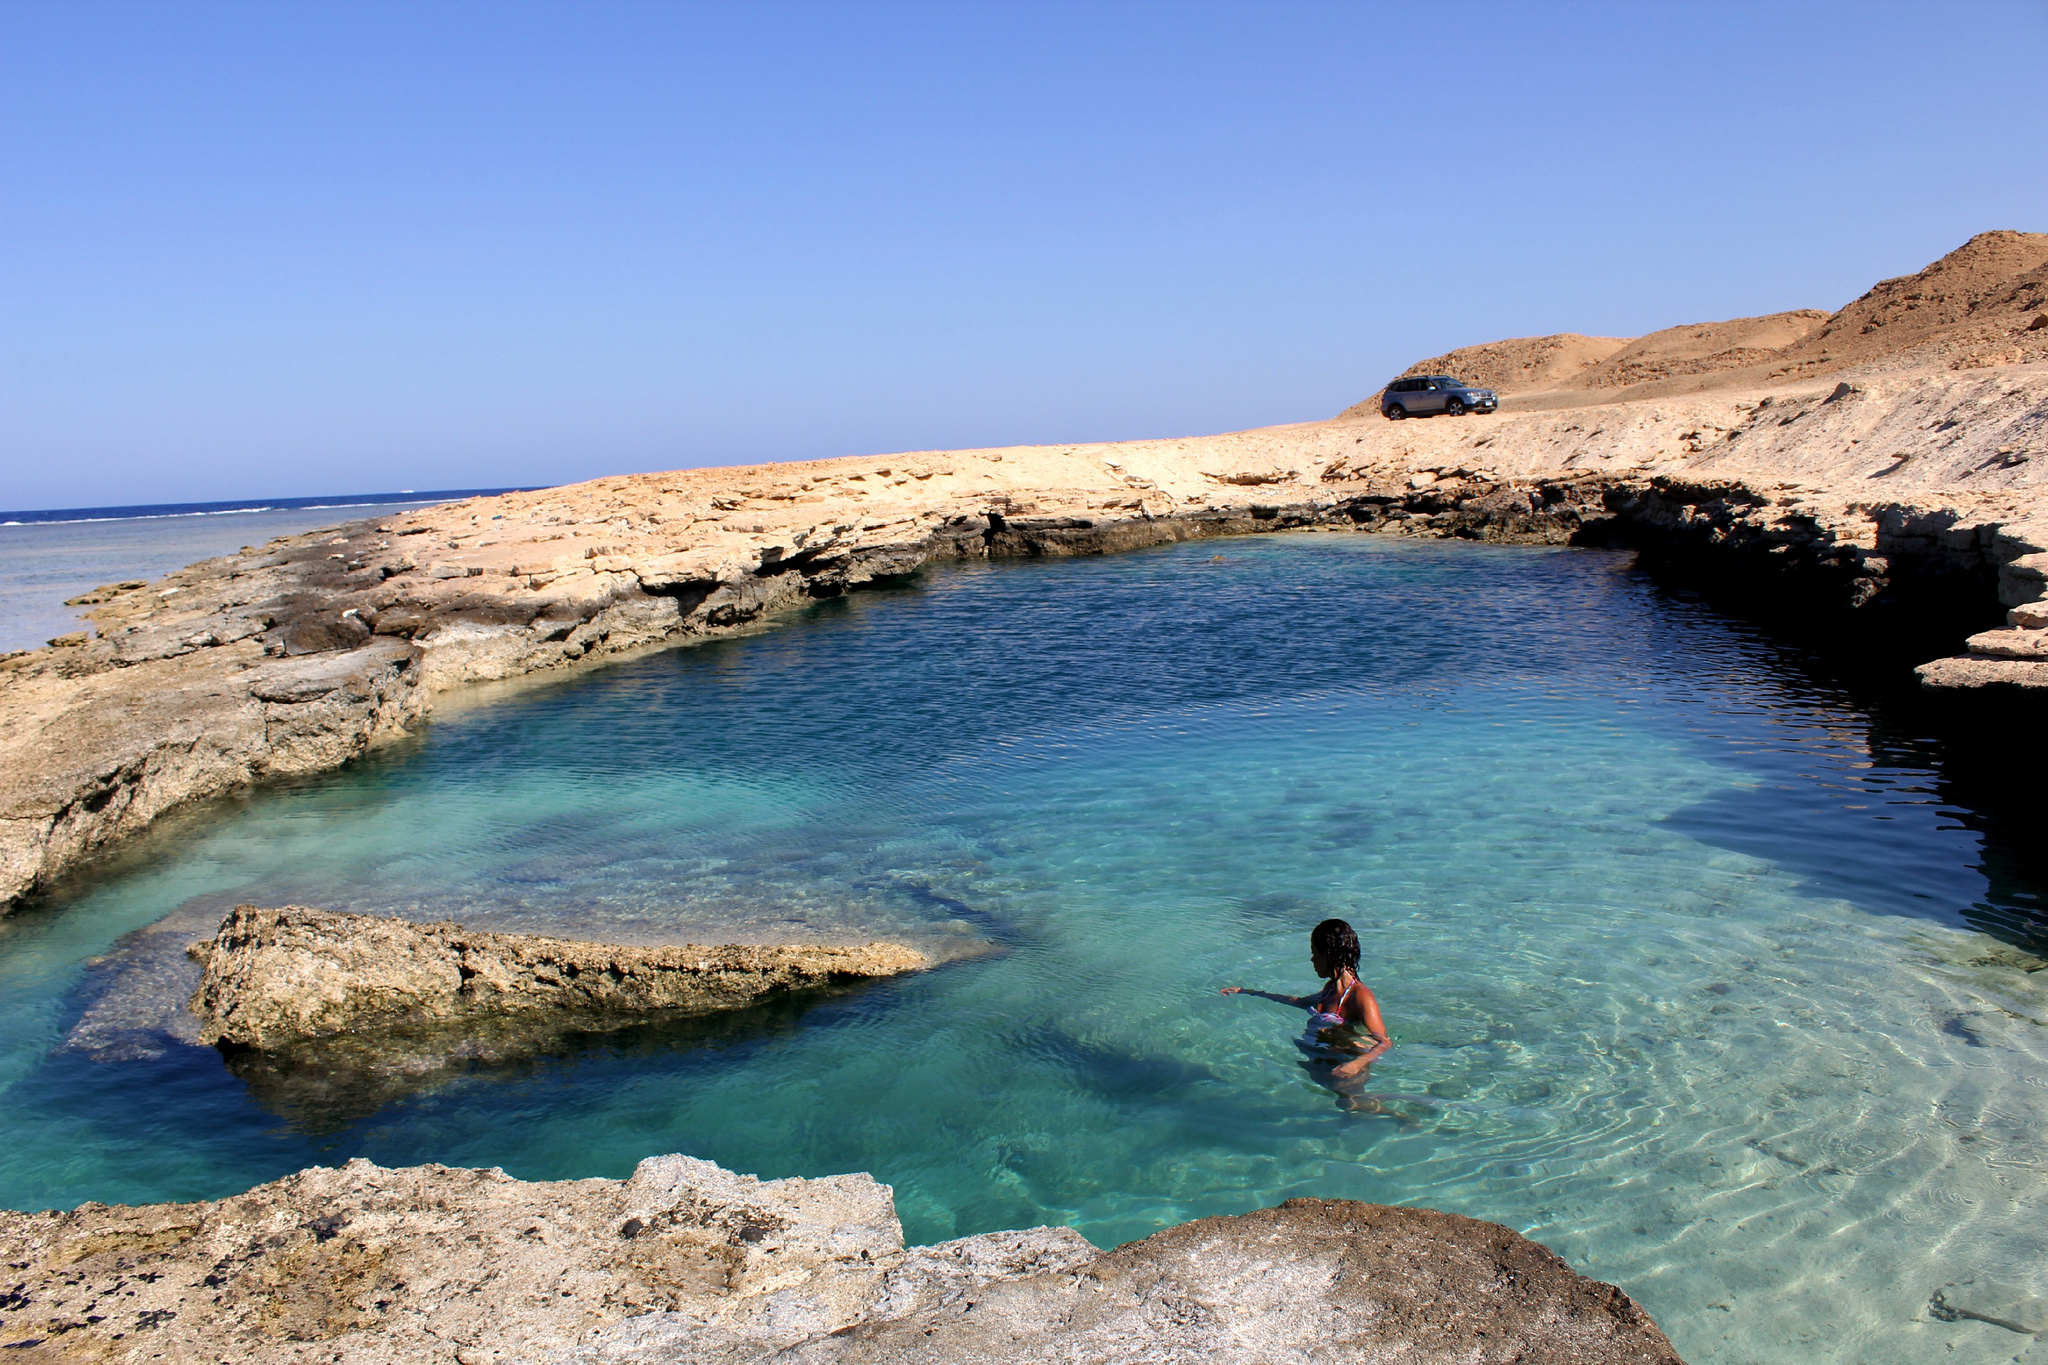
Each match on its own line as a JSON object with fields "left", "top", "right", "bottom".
{"left": 0, "top": 486, "right": 543, "bottom": 528}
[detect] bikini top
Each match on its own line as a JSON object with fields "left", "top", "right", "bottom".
{"left": 1306, "top": 977, "right": 1356, "bottom": 1033}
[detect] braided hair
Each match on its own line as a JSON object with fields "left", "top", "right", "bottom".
{"left": 1311, "top": 918, "right": 1360, "bottom": 980}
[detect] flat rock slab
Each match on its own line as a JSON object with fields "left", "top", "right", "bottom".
{"left": 188, "top": 903, "right": 931, "bottom": 1051}
{"left": 1916, "top": 654, "right": 2048, "bottom": 690}
{"left": 0, "top": 1156, "right": 1682, "bottom": 1365}
{"left": 245, "top": 638, "right": 417, "bottom": 702}
{"left": 1963, "top": 626, "right": 2048, "bottom": 660}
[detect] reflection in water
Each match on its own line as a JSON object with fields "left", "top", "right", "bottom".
{"left": 220, "top": 982, "right": 894, "bottom": 1134}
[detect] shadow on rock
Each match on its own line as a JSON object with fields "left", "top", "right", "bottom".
{"left": 219, "top": 980, "right": 888, "bottom": 1133}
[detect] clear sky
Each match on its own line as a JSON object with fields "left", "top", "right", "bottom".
{"left": 3, "top": 0, "right": 2045, "bottom": 510}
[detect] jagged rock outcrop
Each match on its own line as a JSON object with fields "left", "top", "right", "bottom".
{"left": 0, "top": 1154, "right": 1682, "bottom": 1364}
{"left": 189, "top": 904, "right": 930, "bottom": 1052}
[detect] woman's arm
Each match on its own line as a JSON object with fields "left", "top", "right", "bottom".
{"left": 1330, "top": 986, "right": 1392, "bottom": 1078}
{"left": 1219, "top": 987, "right": 1310, "bottom": 1009}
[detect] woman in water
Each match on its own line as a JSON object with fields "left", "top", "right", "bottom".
{"left": 1221, "top": 918, "right": 1391, "bottom": 1083}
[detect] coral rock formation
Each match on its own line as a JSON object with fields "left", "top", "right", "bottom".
{"left": 0, "top": 1155, "right": 1682, "bottom": 1364}
{"left": 188, "top": 903, "right": 930, "bottom": 1051}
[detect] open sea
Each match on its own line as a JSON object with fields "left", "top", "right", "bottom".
{"left": 1, "top": 528, "right": 2044, "bottom": 1365}
{"left": 0, "top": 490, "right": 525, "bottom": 653}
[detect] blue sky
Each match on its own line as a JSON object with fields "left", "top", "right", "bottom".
{"left": 3, "top": 0, "right": 2045, "bottom": 509}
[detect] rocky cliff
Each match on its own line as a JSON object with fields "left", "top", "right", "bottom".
{"left": 0, "top": 1153, "right": 1682, "bottom": 1364}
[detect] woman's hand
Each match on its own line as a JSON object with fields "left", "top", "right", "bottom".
{"left": 1223, "top": 987, "right": 1310, "bottom": 1007}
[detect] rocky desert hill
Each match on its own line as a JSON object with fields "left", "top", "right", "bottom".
{"left": 1344, "top": 229, "right": 2048, "bottom": 415}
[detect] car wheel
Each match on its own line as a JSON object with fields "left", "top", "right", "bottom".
{"left": 1385, "top": 405, "right": 1406, "bottom": 420}
{"left": 1445, "top": 398, "right": 1465, "bottom": 416}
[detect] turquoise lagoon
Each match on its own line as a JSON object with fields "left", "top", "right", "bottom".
{"left": 1, "top": 534, "right": 2044, "bottom": 1364}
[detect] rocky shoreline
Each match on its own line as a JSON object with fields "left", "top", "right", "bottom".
{"left": 0, "top": 1152, "right": 1684, "bottom": 1364}
{"left": 3, "top": 356, "right": 2044, "bottom": 911}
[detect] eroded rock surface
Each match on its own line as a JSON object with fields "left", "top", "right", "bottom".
{"left": 175, "top": 906, "right": 936, "bottom": 1126}
{"left": 189, "top": 903, "right": 929, "bottom": 1051}
{"left": 0, "top": 1155, "right": 1681, "bottom": 1365}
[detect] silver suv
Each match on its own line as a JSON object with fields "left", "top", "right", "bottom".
{"left": 1381, "top": 375, "right": 1498, "bottom": 419}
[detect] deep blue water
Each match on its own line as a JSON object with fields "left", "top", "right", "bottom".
{"left": 0, "top": 533, "right": 2043, "bottom": 1364}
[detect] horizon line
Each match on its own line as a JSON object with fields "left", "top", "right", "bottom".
{"left": 0, "top": 486, "right": 550, "bottom": 528}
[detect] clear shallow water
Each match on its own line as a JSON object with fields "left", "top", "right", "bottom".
{"left": 2, "top": 534, "right": 2045, "bottom": 1364}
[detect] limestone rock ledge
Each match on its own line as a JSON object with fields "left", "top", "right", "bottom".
{"left": 188, "top": 904, "right": 931, "bottom": 1052}
{"left": 1914, "top": 596, "right": 2048, "bottom": 690}
{"left": 0, "top": 1154, "right": 1683, "bottom": 1364}
{"left": 6, "top": 357, "right": 2045, "bottom": 913}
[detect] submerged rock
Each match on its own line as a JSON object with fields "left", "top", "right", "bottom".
{"left": 0, "top": 1154, "right": 1683, "bottom": 1364}
{"left": 188, "top": 903, "right": 930, "bottom": 1052}
{"left": 217, "top": 986, "right": 886, "bottom": 1134}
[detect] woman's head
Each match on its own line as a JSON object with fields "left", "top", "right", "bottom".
{"left": 1310, "top": 918, "right": 1360, "bottom": 980}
